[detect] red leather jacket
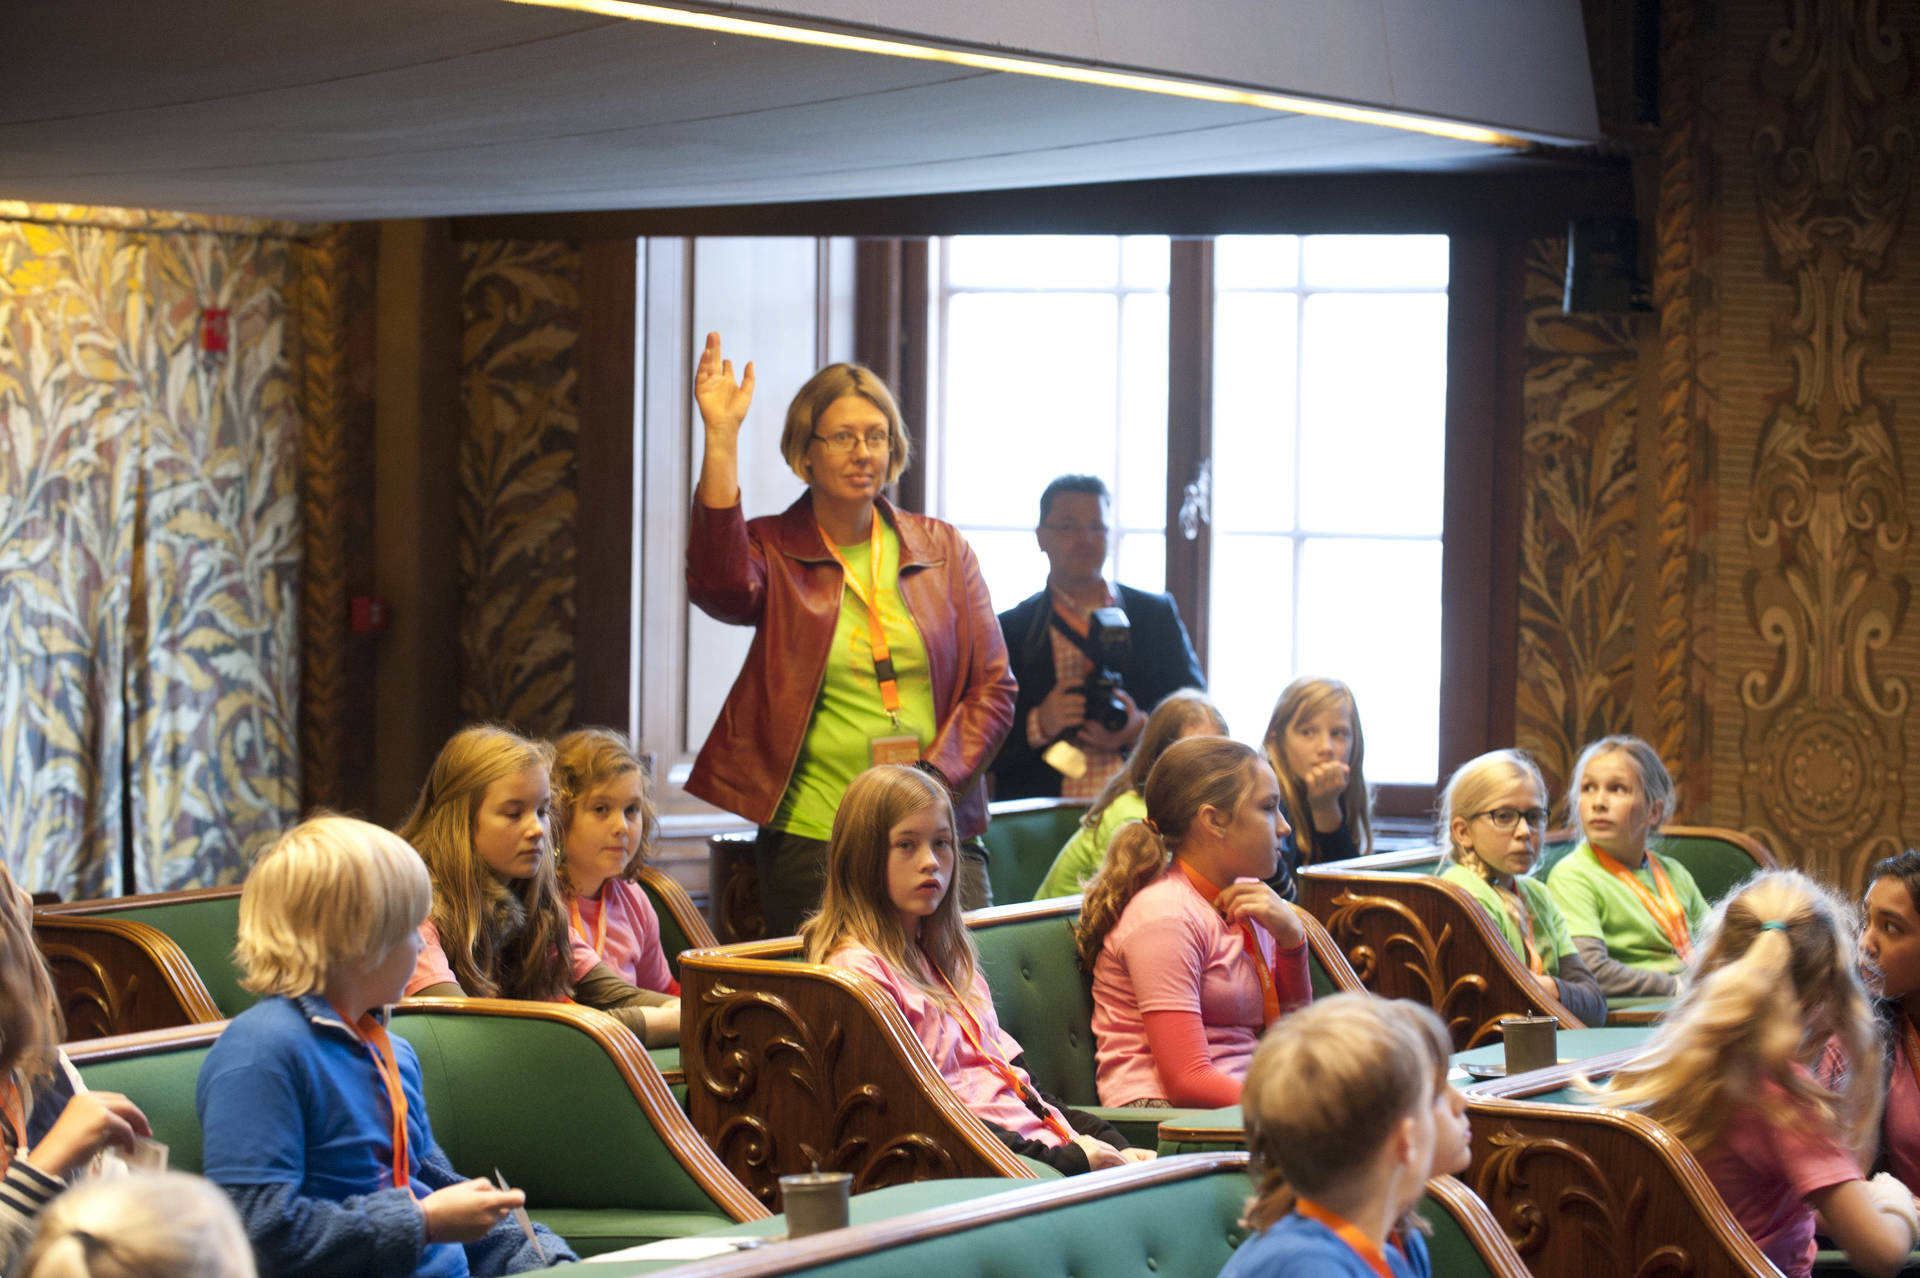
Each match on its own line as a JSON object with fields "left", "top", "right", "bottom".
{"left": 685, "top": 494, "right": 1015, "bottom": 840}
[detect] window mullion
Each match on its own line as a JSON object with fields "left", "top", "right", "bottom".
{"left": 1165, "top": 238, "right": 1215, "bottom": 673}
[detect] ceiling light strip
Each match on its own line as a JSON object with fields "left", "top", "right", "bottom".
{"left": 502, "top": 0, "right": 1524, "bottom": 147}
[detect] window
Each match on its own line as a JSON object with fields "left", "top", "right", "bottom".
{"left": 929, "top": 234, "right": 1449, "bottom": 786}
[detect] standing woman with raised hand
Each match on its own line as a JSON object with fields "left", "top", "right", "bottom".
{"left": 1437, "top": 749, "right": 1605, "bottom": 1026}
{"left": 685, "top": 332, "right": 1015, "bottom": 936}
{"left": 1077, "top": 737, "right": 1313, "bottom": 1109}
{"left": 1546, "top": 735, "right": 1710, "bottom": 997}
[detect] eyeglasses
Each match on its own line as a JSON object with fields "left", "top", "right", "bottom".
{"left": 1469, "top": 807, "right": 1551, "bottom": 832}
{"left": 811, "top": 430, "right": 891, "bottom": 455}
{"left": 1040, "top": 523, "right": 1109, "bottom": 537}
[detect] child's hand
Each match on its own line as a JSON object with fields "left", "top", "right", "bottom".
{"left": 421, "top": 1179, "right": 522, "bottom": 1244}
{"left": 27, "top": 1091, "right": 150, "bottom": 1177}
{"left": 1216, "top": 882, "right": 1305, "bottom": 949}
{"left": 1071, "top": 1136, "right": 1129, "bottom": 1170}
{"left": 1301, "top": 760, "right": 1349, "bottom": 801}
{"left": 1117, "top": 1147, "right": 1157, "bottom": 1163}
{"left": 1534, "top": 972, "right": 1561, "bottom": 999}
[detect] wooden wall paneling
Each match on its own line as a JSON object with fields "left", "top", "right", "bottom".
{"left": 575, "top": 238, "right": 640, "bottom": 730}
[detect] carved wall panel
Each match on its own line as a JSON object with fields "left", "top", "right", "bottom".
{"left": 1515, "top": 238, "right": 1646, "bottom": 800}
{"left": 1706, "top": 0, "right": 1918, "bottom": 890}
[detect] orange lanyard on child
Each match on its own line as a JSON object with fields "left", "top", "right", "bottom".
{"left": 1590, "top": 846, "right": 1694, "bottom": 960}
{"left": 569, "top": 888, "right": 609, "bottom": 959}
{"left": 1294, "top": 1199, "right": 1397, "bottom": 1278}
{"left": 1177, "top": 860, "right": 1283, "bottom": 1026}
{"left": 925, "top": 962, "right": 1076, "bottom": 1145}
{"left": 1492, "top": 881, "right": 1545, "bottom": 975}
{"left": 332, "top": 1005, "right": 414, "bottom": 1196}
{"left": 817, "top": 518, "right": 902, "bottom": 719}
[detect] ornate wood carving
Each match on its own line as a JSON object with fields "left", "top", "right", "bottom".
{"left": 709, "top": 834, "right": 765, "bottom": 945}
{"left": 1466, "top": 1098, "right": 1776, "bottom": 1278}
{"left": 1297, "top": 872, "right": 1580, "bottom": 1051}
{"left": 1740, "top": 0, "right": 1913, "bottom": 892}
{"left": 33, "top": 916, "right": 222, "bottom": 1040}
{"left": 682, "top": 952, "right": 1032, "bottom": 1209}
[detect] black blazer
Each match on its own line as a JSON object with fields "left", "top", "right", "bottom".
{"left": 989, "top": 584, "right": 1206, "bottom": 799}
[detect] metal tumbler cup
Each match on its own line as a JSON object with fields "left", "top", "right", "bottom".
{"left": 1499, "top": 1015, "right": 1558, "bottom": 1075}
{"left": 779, "top": 1171, "right": 852, "bottom": 1237}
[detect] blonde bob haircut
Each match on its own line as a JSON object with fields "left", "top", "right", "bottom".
{"left": 550, "top": 727, "right": 659, "bottom": 887}
{"left": 1240, "top": 993, "right": 1435, "bottom": 1231}
{"left": 1436, "top": 748, "right": 1550, "bottom": 871}
{"left": 1263, "top": 677, "right": 1372, "bottom": 867}
{"left": 779, "top": 363, "right": 912, "bottom": 486}
{"left": 22, "top": 1171, "right": 255, "bottom": 1278}
{"left": 801, "top": 765, "right": 978, "bottom": 1008}
{"left": 236, "top": 815, "right": 432, "bottom": 997}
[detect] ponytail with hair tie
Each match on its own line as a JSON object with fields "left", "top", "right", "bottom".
{"left": 1142, "top": 817, "right": 1161, "bottom": 837}
{"left": 1759, "top": 920, "right": 1787, "bottom": 932}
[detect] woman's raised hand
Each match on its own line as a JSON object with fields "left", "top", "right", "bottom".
{"left": 694, "top": 331, "right": 755, "bottom": 439}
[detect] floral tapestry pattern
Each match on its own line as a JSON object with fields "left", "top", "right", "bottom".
{"left": 0, "top": 211, "right": 302, "bottom": 896}
{"left": 458, "top": 240, "right": 580, "bottom": 739}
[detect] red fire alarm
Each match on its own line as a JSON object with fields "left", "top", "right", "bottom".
{"left": 199, "top": 308, "right": 230, "bottom": 354}
{"left": 350, "top": 595, "right": 390, "bottom": 634}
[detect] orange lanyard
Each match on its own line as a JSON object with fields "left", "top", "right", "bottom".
{"left": 1591, "top": 846, "right": 1694, "bottom": 960}
{"left": 1492, "top": 880, "right": 1545, "bottom": 974}
{"left": 817, "top": 517, "right": 902, "bottom": 719}
{"left": 926, "top": 962, "right": 1075, "bottom": 1144}
{"left": 332, "top": 1005, "right": 414, "bottom": 1196}
{"left": 569, "top": 887, "right": 609, "bottom": 959}
{"left": 1178, "top": 860, "right": 1283, "bottom": 1025}
{"left": 1294, "top": 1200, "right": 1397, "bottom": 1278}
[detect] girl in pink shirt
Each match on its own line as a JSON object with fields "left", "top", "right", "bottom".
{"left": 800, "top": 765, "right": 1151, "bottom": 1175}
{"left": 550, "top": 728, "right": 681, "bottom": 1046}
{"left": 1076, "top": 737, "right": 1312, "bottom": 1108}
{"left": 1604, "top": 871, "right": 1917, "bottom": 1278}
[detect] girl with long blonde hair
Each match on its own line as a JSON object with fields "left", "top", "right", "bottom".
{"left": 1033, "top": 689, "right": 1226, "bottom": 900}
{"left": 1076, "top": 737, "right": 1311, "bottom": 1109}
{"left": 1262, "top": 678, "right": 1372, "bottom": 893}
{"left": 400, "top": 726, "right": 669, "bottom": 1040}
{"left": 803, "top": 766, "right": 1149, "bottom": 1175}
{"left": 1602, "top": 872, "right": 1915, "bottom": 1278}
{"left": 1546, "top": 734, "right": 1710, "bottom": 997}
{"left": 1438, "top": 749, "right": 1605, "bottom": 1026}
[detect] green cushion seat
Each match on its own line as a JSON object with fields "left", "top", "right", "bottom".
{"left": 74, "top": 1041, "right": 215, "bottom": 1173}
{"left": 92, "top": 894, "right": 249, "bottom": 1017}
{"left": 1416, "top": 1188, "right": 1502, "bottom": 1278}
{"left": 637, "top": 877, "right": 693, "bottom": 983}
{"left": 981, "top": 803, "right": 1091, "bottom": 907}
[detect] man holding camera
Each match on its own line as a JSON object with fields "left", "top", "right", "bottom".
{"left": 990, "top": 475, "right": 1206, "bottom": 800}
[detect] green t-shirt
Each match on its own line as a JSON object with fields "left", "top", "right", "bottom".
{"left": 771, "top": 518, "right": 938, "bottom": 840}
{"left": 1034, "top": 791, "right": 1148, "bottom": 900}
{"left": 1545, "top": 840, "right": 1710, "bottom": 975}
{"left": 1441, "top": 863, "right": 1577, "bottom": 971}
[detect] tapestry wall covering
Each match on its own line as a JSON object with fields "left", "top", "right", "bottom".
{"left": 457, "top": 240, "right": 581, "bottom": 739}
{"left": 0, "top": 205, "right": 306, "bottom": 896}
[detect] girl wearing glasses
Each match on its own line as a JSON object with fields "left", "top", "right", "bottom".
{"left": 1438, "top": 749, "right": 1605, "bottom": 1026}
{"left": 1546, "top": 735, "right": 1710, "bottom": 997}
{"left": 687, "top": 334, "right": 1015, "bottom": 937}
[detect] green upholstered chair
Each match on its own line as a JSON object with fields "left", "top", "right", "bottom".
{"left": 72, "top": 1003, "right": 768, "bottom": 1259}
{"left": 391, "top": 999, "right": 764, "bottom": 1254}
{"left": 981, "top": 797, "right": 1090, "bottom": 905}
{"left": 40, "top": 886, "right": 249, "bottom": 1018}
{"left": 32, "top": 913, "right": 224, "bottom": 1041}
{"left": 1295, "top": 868, "right": 1586, "bottom": 1049}
{"left": 69, "top": 1023, "right": 224, "bottom": 1174}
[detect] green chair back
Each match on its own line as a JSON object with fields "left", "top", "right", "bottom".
{"left": 637, "top": 878, "right": 693, "bottom": 983}
{"left": 1655, "top": 831, "right": 1770, "bottom": 906}
{"left": 92, "top": 894, "right": 249, "bottom": 1018}
{"left": 981, "top": 802, "right": 1090, "bottom": 906}
{"left": 74, "top": 1039, "right": 217, "bottom": 1174}
{"left": 970, "top": 909, "right": 1096, "bottom": 1104}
